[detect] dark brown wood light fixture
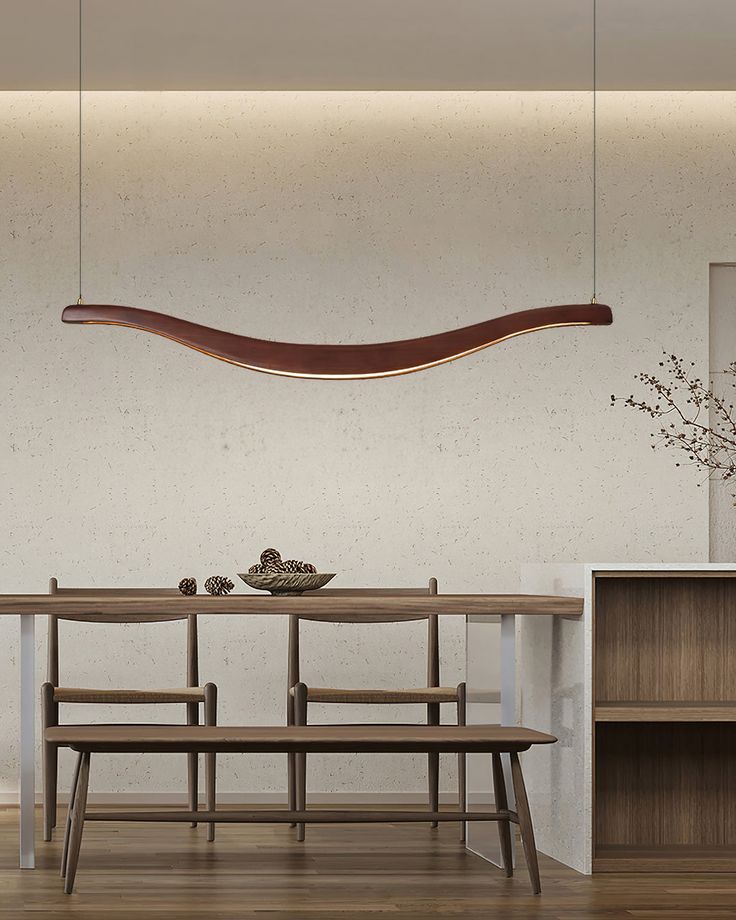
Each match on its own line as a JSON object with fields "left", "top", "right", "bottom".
{"left": 62, "top": 1, "right": 611, "bottom": 379}
{"left": 61, "top": 302, "right": 611, "bottom": 379}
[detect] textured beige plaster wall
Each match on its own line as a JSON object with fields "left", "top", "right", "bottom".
{"left": 0, "top": 91, "right": 726, "bottom": 797}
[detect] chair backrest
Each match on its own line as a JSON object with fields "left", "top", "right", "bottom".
{"left": 288, "top": 578, "right": 440, "bottom": 690}
{"left": 47, "top": 577, "right": 198, "bottom": 687}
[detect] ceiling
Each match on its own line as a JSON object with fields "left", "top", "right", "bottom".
{"left": 2, "top": 0, "right": 736, "bottom": 91}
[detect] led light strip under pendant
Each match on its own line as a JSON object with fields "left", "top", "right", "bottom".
{"left": 62, "top": 0, "right": 611, "bottom": 380}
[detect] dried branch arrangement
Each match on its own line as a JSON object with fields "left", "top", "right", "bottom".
{"left": 611, "top": 353, "right": 736, "bottom": 502}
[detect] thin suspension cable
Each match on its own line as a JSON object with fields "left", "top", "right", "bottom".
{"left": 591, "top": 0, "right": 597, "bottom": 304}
{"left": 77, "top": 0, "right": 83, "bottom": 304}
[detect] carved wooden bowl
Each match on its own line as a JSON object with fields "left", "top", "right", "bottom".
{"left": 237, "top": 572, "right": 336, "bottom": 595}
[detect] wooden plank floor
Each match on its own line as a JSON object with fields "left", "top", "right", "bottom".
{"left": 2, "top": 806, "right": 736, "bottom": 918}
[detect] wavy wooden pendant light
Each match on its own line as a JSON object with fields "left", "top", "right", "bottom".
{"left": 62, "top": 303, "right": 611, "bottom": 379}
{"left": 63, "top": 0, "right": 611, "bottom": 379}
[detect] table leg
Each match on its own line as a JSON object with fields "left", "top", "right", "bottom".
{"left": 500, "top": 613, "right": 517, "bottom": 776}
{"left": 20, "top": 613, "right": 36, "bottom": 868}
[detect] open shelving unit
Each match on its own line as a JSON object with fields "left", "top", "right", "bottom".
{"left": 593, "top": 573, "right": 736, "bottom": 871}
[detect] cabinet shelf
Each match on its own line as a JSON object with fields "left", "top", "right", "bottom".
{"left": 595, "top": 701, "right": 736, "bottom": 722}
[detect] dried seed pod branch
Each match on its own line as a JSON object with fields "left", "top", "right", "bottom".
{"left": 611, "top": 352, "right": 736, "bottom": 501}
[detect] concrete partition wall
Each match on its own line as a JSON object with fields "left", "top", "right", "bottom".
{"left": 466, "top": 569, "right": 591, "bottom": 872}
{"left": 518, "top": 565, "right": 591, "bottom": 873}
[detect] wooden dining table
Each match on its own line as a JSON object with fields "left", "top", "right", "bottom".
{"left": 0, "top": 591, "right": 582, "bottom": 869}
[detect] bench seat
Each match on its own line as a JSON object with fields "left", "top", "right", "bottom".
{"left": 46, "top": 723, "right": 554, "bottom": 753}
{"left": 50, "top": 723, "right": 556, "bottom": 897}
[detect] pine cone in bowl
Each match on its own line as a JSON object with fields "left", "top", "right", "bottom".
{"left": 260, "top": 548, "right": 282, "bottom": 566}
{"left": 264, "top": 561, "right": 288, "bottom": 573}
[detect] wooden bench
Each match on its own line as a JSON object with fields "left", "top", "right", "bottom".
{"left": 46, "top": 723, "right": 556, "bottom": 895}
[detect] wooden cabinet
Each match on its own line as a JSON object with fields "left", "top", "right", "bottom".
{"left": 593, "top": 574, "right": 736, "bottom": 871}
{"left": 519, "top": 563, "right": 736, "bottom": 875}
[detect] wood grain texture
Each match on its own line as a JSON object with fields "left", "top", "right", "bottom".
{"left": 61, "top": 303, "right": 613, "bottom": 379}
{"left": 295, "top": 584, "right": 435, "bottom": 623}
{"left": 5, "top": 807, "right": 736, "bottom": 917}
{"left": 595, "top": 723, "right": 736, "bottom": 852}
{"left": 0, "top": 592, "right": 583, "bottom": 616}
{"left": 594, "top": 576, "right": 736, "bottom": 703}
{"left": 45, "top": 724, "right": 556, "bottom": 754}
{"left": 595, "top": 701, "right": 736, "bottom": 721}
{"left": 288, "top": 578, "right": 437, "bottom": 624}
{"left": 594, "top": 846, "right": 736, "bottom": 872}
{"left": 50, "top": 583, "right": 184, "bottom": 622}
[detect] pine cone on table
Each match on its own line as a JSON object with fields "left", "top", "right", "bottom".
{"left": 204, "top": 575, "right": 235, "bottom": 596}
{"left": 178, "top": 577, "right": 197, "bottom": 596}
{"left": 260, "top": 548, "right": 282, "bottom": 566}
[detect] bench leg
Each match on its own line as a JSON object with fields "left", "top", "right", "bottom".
{"left": 427, "top": 702, "right": 440, "bottom": 829}
{"left": 60, "top": 751, "right": 83, "bottom": 879}
{"left": 287, "top": 691, "right": 296, "bottom": 828}
{"left": 509, "top": 751, "right": 541, "bottom": 895}
{"left": 491, "top": 752, "right": 513, "bottom": 877}
{"left": 204, "top": 683, "right": 217, "bottom": 843}
{"left": 64, "top": 752, "right": 90, "bottom": 895}
{"left": 457, "top": 683, "right": 467, "bottom": 843}
{"left": 186, "top": 702, "right": 199, "bottom": 828}
{"left": 293, "top": 682, "right": 307, "bottom": 842}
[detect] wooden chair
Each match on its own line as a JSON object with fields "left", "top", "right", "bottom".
{"left": 42, "top": 578, "right": 217, "bottom": 843}
{"left": 286, "top": 578, "right": 467, "bottom": 840}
